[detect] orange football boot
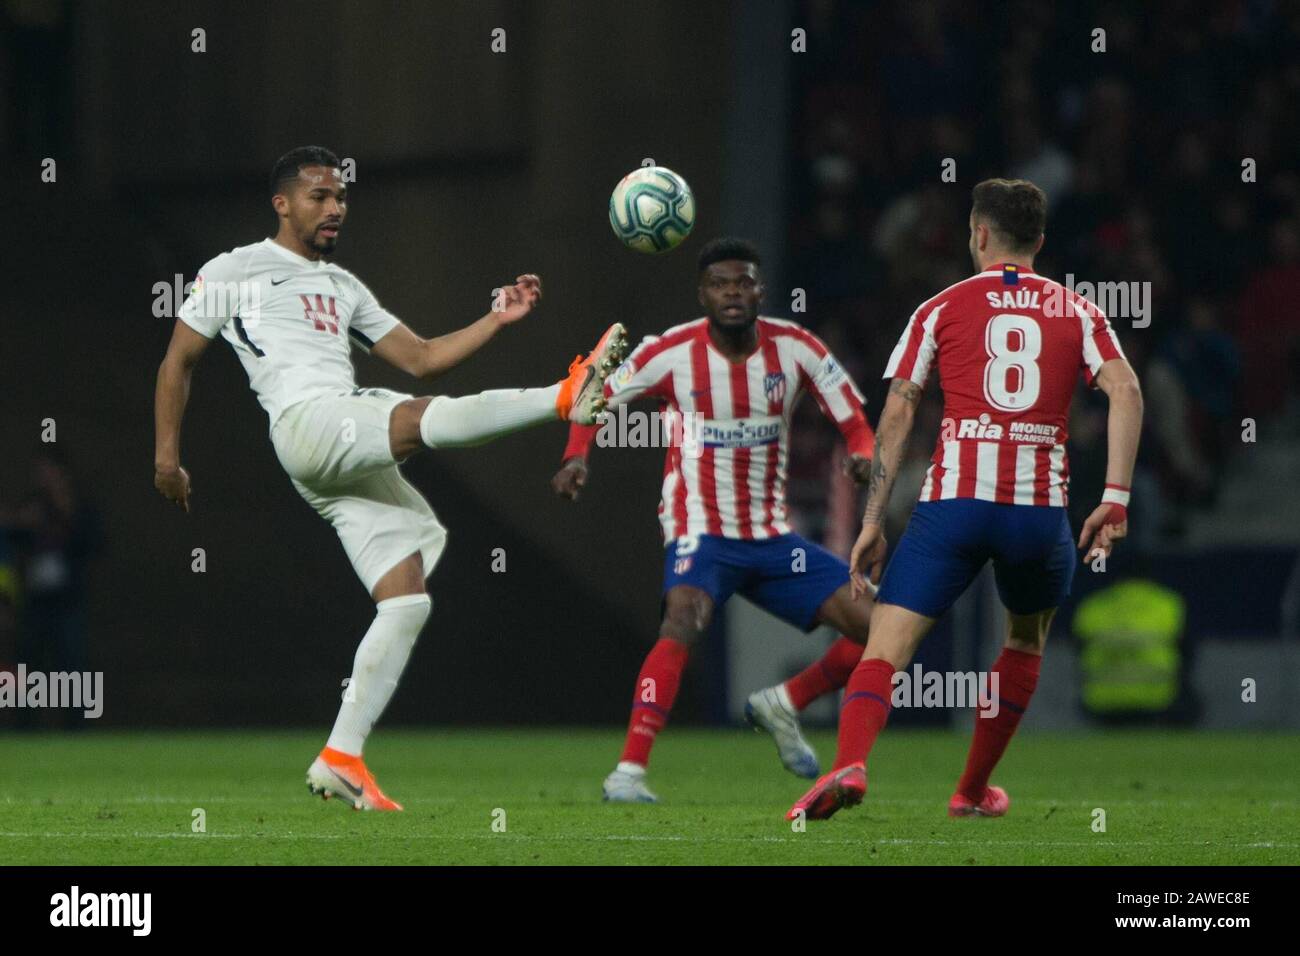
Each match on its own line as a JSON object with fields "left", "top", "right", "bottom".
{"left": 556, "top": 322, "right": 630, "bottom": 424}
{"left": 306, "top": 747, "right": 403, "bottom": 812}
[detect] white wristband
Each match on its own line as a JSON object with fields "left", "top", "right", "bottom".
{"left": 1101, "top": 486, "right": 1131, "bottom": 506}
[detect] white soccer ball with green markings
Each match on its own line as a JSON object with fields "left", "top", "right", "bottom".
{"left": 608, "top": 166, "right": 695, "bottom": 253}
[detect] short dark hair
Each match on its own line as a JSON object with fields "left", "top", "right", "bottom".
{"left": 971, "top": 178, "right": 1047, "bottom": 252}
{"left": 270, "top": 146, "right": 341, "bottom": 197}
{"left": 698, "top": 237, "right": 762, "bottom": 273}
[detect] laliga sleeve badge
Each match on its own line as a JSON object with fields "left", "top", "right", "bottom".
{"left": 610, "top": 360, "right": 635, "bottom": 393}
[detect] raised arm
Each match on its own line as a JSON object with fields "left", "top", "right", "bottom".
{"left": 371, "top": 274, "right": 541, "bottom": 379}
{"left": 1077, "top": 357, "right": 1144, "bottom": 557}
{"left": 154, "top": 319, "right": 214, "bottom": 512}
{"left": 848, "top": 378, "right": 922, "bottom": 595}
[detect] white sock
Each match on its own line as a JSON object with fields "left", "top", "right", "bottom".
{"left": 419, "top": 385, "right": 561, "bottom": 449}
{"left": 325, "top": 593, "right": 432, "bottom": 756}
{"left": 616, "top": 760, "right": 646, "bottom": 776}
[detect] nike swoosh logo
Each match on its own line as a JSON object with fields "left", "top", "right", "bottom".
{"left": 329, "top": 768, "right": 364, "bottom": 799}
{"left": 271, "top": 276, "right": 290, "bottom": 285}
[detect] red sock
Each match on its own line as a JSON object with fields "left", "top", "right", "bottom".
{"left": 832, "top": 658, "right": 895, "bottom": 770}
{"left": 620, "top": 637, "right": 691, "bottom": 767}
{"left": 784, "top": 636, "right": 864, "bottom": 711}
{"left": 955, "top": 647, "right": 1041, "bottom": 800}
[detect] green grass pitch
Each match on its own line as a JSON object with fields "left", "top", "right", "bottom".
{"left": 2, "top": 728, "right": 1297, "bottom": 865}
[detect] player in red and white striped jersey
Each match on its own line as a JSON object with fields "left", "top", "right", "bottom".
{"left": 552, "top": 238, "right": 879, "bottom": 801}
{"left": 789, "top": 179, "right": 1144, "bottom": 822}
{"left": 563, "top": 310, "right": 871, "bottom": 542}
{"left": 883, "top": 249, "right": 1125, "bottom": 507}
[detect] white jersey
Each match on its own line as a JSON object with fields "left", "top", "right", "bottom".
{"left": 178, "top": 238, "right": 402, "bottom": 432}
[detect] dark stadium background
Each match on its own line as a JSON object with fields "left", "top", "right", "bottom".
{"left": 2, "top": 0, "right": 1297, "bottom": 733}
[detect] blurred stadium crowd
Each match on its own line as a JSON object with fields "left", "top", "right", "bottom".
{"left": 0, "top": 448, "right": 99, "bottom": 728}
{"left": 783, "top": 0, "right": 1300, "bottom": 550}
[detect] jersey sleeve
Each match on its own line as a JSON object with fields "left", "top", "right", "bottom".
{"left": 561, "top": 422, "right": 599, "bottom": 462}
{"left": 882, "top": 301, "right": 943, "bottom": 387}
{"left": 348, "top": 279, "right": 402, "bottom": 354}
{"left": 602, "top": 334, "right": 675, "bottom": 406}
{"left": 1074, "top": 297, "right": 1126, "bottom": 386}
{"left": 793, "top": 330, "right": 874, "bottom": 457}
{"left": 177, "top": 253, "right": 240, "bottom": 339}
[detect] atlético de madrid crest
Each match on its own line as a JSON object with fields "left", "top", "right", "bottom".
{"left": 764, "top": 371, "right": 787, "bottom": 405}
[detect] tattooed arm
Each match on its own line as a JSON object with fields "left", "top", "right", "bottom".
{"left": 848, "top": 377, "right": 921, "bottom": 596}
{"left": 862, "top": 379, "right": 922, "bottom": 524}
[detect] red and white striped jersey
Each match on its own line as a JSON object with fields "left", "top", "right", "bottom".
{"left": 564, "top": 316, "right": 874, "bottom": 542}
{"left": 885, "top": 264, "right": 1126, "bottom": 507}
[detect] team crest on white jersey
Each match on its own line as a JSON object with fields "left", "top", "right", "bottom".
{"left": 763, "top": 371, "right": 786, "bottom": 405}
{"left": 298, "top": 293, "right": 339, "bottom": 335}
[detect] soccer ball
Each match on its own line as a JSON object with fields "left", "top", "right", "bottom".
{"left": 608, "top": 166, "right": 695, "bottom": 253}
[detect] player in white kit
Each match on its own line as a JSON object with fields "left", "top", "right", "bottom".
{"left": 153, "top": 147, "right": 628, "bottom": 810}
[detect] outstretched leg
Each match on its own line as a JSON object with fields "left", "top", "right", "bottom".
{"left": 387, "top": 323, "right": 629, "bottom": 460}
{"left": 393, "top": 389, "right": 557, "bottom": 457}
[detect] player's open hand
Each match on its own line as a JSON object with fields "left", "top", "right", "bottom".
{"left": 1077, "top": 502, "right": 1127, "bottom": 560}
{"left": 843, "top": 454, "right": 873, "bottom": 484}
{"left": 155, "top": 464, "right": 193, "bottom": 513}
{"left": 551, "top": 457, "right": 588, "bottom": 501}
{"left": 491, "top": 274, "right": 543, "bottom": 325}
{"left": 849, "top": 521, "right": 887, "bottom": 599}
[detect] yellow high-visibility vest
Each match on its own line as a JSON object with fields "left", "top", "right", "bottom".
{"left": 1072, "top": 579, "right": 1184, "bottom": 713}
{"left": 0, "top": 564, "right": 18, "bottom": 606}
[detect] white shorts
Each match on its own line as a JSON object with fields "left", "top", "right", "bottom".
{"left": 271, "top": 387, "right": 448, "bottom": 595}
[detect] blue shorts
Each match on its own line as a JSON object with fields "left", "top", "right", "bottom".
{"left": 662, "top": 533, "right": 849, "bottom": 632}
{"left": 877, "top": 499, "right": 1077, "bottom": 618}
